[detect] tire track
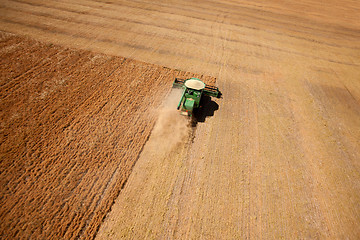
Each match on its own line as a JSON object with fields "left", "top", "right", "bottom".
{"left": 1, "top": 9, "right": 357, "bottom": 68}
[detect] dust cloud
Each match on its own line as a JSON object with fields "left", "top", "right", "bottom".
{"left": 146, "top": 88, "right": 191, "bottom": 157}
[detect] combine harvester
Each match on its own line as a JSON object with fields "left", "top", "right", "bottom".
{"left": 172, "top": 78, "right": 221, "bottom": 116}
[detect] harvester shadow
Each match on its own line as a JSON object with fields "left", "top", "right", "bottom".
{"left": 192, "top": 95, "right": 219, "bottom": 126}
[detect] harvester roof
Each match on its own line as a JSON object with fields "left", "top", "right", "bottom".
{"left": 184, "top": 78, "right": 205, "bottom": 90}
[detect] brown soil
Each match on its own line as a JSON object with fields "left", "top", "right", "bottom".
{"left": 0, "top": 31, "right": 215, "bottom": 239}
{"left": 1, "top": 0, "right": 360, "bottom": 239}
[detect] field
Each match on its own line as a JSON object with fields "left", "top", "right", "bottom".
{"left": 1, "top": 0, "right": 360, "bottom": 239}
{"left": 0, "top": 32, "right": 215, "bottom": 239}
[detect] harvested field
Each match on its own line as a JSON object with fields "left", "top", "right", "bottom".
{"left": 0, "top": 31, "right": 215, "bottom": 239}
{"left": 1, "top": 0, "right": 360, "bottom": 239}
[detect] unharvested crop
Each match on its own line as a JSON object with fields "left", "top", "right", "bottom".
{"left": 0, "top": 32, "right": 216, "bottom": 239}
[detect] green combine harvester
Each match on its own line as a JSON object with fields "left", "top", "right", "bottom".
{"left": 172, "top": 78, "right": 221, "bottom": 116}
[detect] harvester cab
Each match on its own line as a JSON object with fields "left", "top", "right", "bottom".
{"left": 172, "top": 77, "right": 220, "bottom": 116}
